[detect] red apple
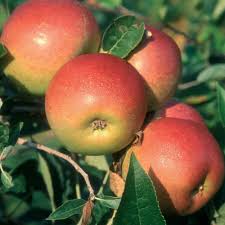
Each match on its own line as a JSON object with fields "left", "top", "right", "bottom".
{"left": 0, "top": 0, "right": 100, "bottom": 95}
{"left": 155, "top": 99, "right": 205, "bottom": 126}
{"left": 121, "top": 118, "right": 225, "bottom": 216}
{"left": 45, "top": 53, "right": 147, "bottom": 155}
{"left": 128, "top": 26, "right": 182, "bottom": 110}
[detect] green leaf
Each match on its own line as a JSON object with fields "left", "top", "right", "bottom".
{"left": 2, "top": 175, "right": 26, "bottom": 193}
{"left": 2, "top": 194, "right": 29, "bottom": 219}
{"left": 216, "top": 83, "right": 225, "bottom": 127}
{"left": 0, "top": 43, "right": 7, "bottom": 58}
{"left": 123, "top": 0, "right": 164, "bottom": 24}
{"left": 47, "top": 199, "right": 86, "bottom": 220}
{"left": 32, "top": 191, "right": 51, "bottom": 211}
{"left": 0, "top": 165, "right": 14, "bottom": 189}
{"left": 102, "top": 15, "right": 145, "bottom": 58}
{"left": 2, "top": 147, "right": 37, "bottom": 170}
{"left": 216, "top": 204, "right": 225, "bottom": 225}
{"left": 96, "top": 195, "right": 121, "bottom": 209}
{"left": 31, "top": 130, "right": 63, "bottom": 149}
{"left": 0, "top": 122, "right": 9, "bottom": 150}
{"left": 113, "top": 154, "right": 166, "bottom": 225}
{"left": 38, "top": 153, "right": 56, "bottom": 212}
{"left": 218, "top": 203, "right": 225, "bottom": 215}
{"left": 92, "top": 200, "right": 111, "bottom": 224}
{"left": 85, "top": 155, "right": 109, "bottom": 171}
{"left": 0, "top": 0, "right": 9, "bottom": 31}
{"left": 0, "top": 98, "right": 3, "bottom": 109}
{"left": 213, "top": 0, "right": 225, "bottom": 20}
{"left": 8, "top": 122, "right": 23, "bottom": 146}
{"left": 197, "top": 64, "right": 225, "bottom": 83}
{"left": 96, "top": 0, "right": 121, "bottom": 9}
{"left": 0, "top": 145, "right": 13, "bottom": 160}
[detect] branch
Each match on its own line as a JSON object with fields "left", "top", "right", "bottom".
{"left": 85, "top": 0, "right": 194, "bottom": 41}
{"left": 178, "top": 80, "right": 202, "bottom": 90}
{"left": 16, "top": 138, "right": 95, "bottom": 201}
{"left": 164, "top": 23, "right": 196, "bottom": 43}
{"left": 85, "top": 0, "right": 148, "bottom": 23}
{"left": 97, "top": 170, "right": 110, "bottom": 195}
{"left": 106, "top": 210, "right": 117, "bottom": 225}
{"left": 117, "top": 5, "right": 148, "bottom": 23}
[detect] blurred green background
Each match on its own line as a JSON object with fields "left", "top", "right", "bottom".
{"left": 0, "top": 0, "right": 225, "bottom": 225}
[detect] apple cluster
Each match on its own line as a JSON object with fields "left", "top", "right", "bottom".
{"left": 0, "top": 0, "right": 224, "bottom": 217}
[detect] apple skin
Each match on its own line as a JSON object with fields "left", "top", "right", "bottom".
{"left": 45, "top": 53, "right": 147, "bottom": 155}
{"left": 121, "top": 118, "right": 225, "bottom": 216}
{"left": 0, "top": 0, "right": 100, "bottom": 95}
{"left": 155, "top": 99, "right": 205, "bottom": 126}
{"left": 128, "top": 26, "right": 182, "bottom": 110}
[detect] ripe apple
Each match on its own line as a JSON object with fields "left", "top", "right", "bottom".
{"left": 128, "top": 25, "right": 182, "bottom": 110}
{"left": 0, "top": 0, "right": 100, "bottom": 95}
{"left": 45, "top": 53, "right": 147, "bottom": 155}
{"left": 121, "top": 118, "right": 225, "bottom": 216}
{"left": 155, "top": 99, "right": 205, "bottom": 126}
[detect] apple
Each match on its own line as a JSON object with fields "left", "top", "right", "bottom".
{"left": 155, "top": 99, "right": 205, "bottom": 126}
{"left": 0, "top": 0, "right": 100, "bottom": 95}
{"left": 128, "top": 25, "right": 182, "bottom": 110}
{"left": 45, "top": 53, "right": 147, "bottom": 155}
{"left": 120, "top": 118, "right": 225, "bottom": 216}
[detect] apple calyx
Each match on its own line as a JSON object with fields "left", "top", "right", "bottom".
{"left": 91, "top": 119, "right": 107, "bottom": 131}
{"left": 191, "top": 183, "right": 205, "bottom": 198}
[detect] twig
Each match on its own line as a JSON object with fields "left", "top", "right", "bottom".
{"left": 106, "top": 210, "right": 117, "bottom": 225}
{"left": 117, "top": 5, "right": 148, "bottom": 23}
{"left": 16, "top": 138, "right": 95, "bottom": 201}
{"left": 164, "top": 23, "right": 196, "bottom": 42}
{"left": 77, "top": 217, "right": 83, "bottom": 225}
{"left": 178, "top": 80, "right": 202, "bottom": 90}
{"left": 85, "top": 0, "right": 148, "bottom": 22}
{"left": 97, "top": 170, "right": 110, "bottom": 195}
{"left": 85, "top": 0, "right": 194, "bottom": 41}
{"left": 75, "top": 173, "right": 82, "bottom": 199}
{"left": 85, "top": 0, "right": 117, "bottom": 14}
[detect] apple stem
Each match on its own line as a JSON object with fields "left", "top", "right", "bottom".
{"left": 199, "top": 185, "right": 204, "bottom": 193}
{"left": 16, "top": 138, "right": 95, "bottom": 201}
{"left": 132, "top": 130, "right": 144, "bottom": 146}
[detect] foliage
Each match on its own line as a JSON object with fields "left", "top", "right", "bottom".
{"left": 0, "top": 0, "right": 225, "bottom": 225}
